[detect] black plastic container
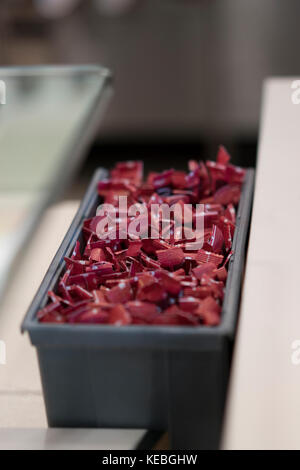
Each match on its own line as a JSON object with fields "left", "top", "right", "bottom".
{"left": 22, "top": 168, "right": 254, "bottom": 450}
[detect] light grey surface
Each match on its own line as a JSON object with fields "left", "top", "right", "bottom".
{"left": 0, "top": 428, "right": 145, "bottom": 450}
{"left": 223, "top": 78, "right": 300, "bottom": 449}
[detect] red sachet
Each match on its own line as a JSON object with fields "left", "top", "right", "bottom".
{"left": 37, "top": 147, "right": 245, "bottom": 327}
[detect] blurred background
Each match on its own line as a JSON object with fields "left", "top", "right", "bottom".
{"left": 1, "top": 0, "right": 300, "bottom": 194}
{"left": 1, "top": 0, "right": 299, "bottom": 439}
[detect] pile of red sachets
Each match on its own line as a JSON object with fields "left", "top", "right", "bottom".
{"left": 37, "top": 146, "right": 245, "bottom": 326}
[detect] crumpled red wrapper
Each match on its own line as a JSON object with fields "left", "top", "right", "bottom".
{"left": 38, "top": 148, "right": 245, "bottom": 327}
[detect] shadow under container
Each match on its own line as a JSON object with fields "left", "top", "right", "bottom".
{"left": 22, "top": 168, "right": 254, "bottom": 450}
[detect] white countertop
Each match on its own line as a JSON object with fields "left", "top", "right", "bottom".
{"left": 223, "top": 78, "right": 300, "bottom": 449}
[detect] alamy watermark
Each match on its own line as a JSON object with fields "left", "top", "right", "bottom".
{"left": 0, "top": 80, "right": 6, "bottom": 104}
{"left": 291, "top": 340, "right": 300, "bottom": 365}
{"left": 291, "top": 80, "right": 300, "bottom": 104}
{"left": 289, "top": 339, "right": 300, "bottom": 365}
{"left": 0, "top": 340, "right": 6, "bottom": 365}
{"left": 95, "top": 196, "right": 205, "bottom": 249}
